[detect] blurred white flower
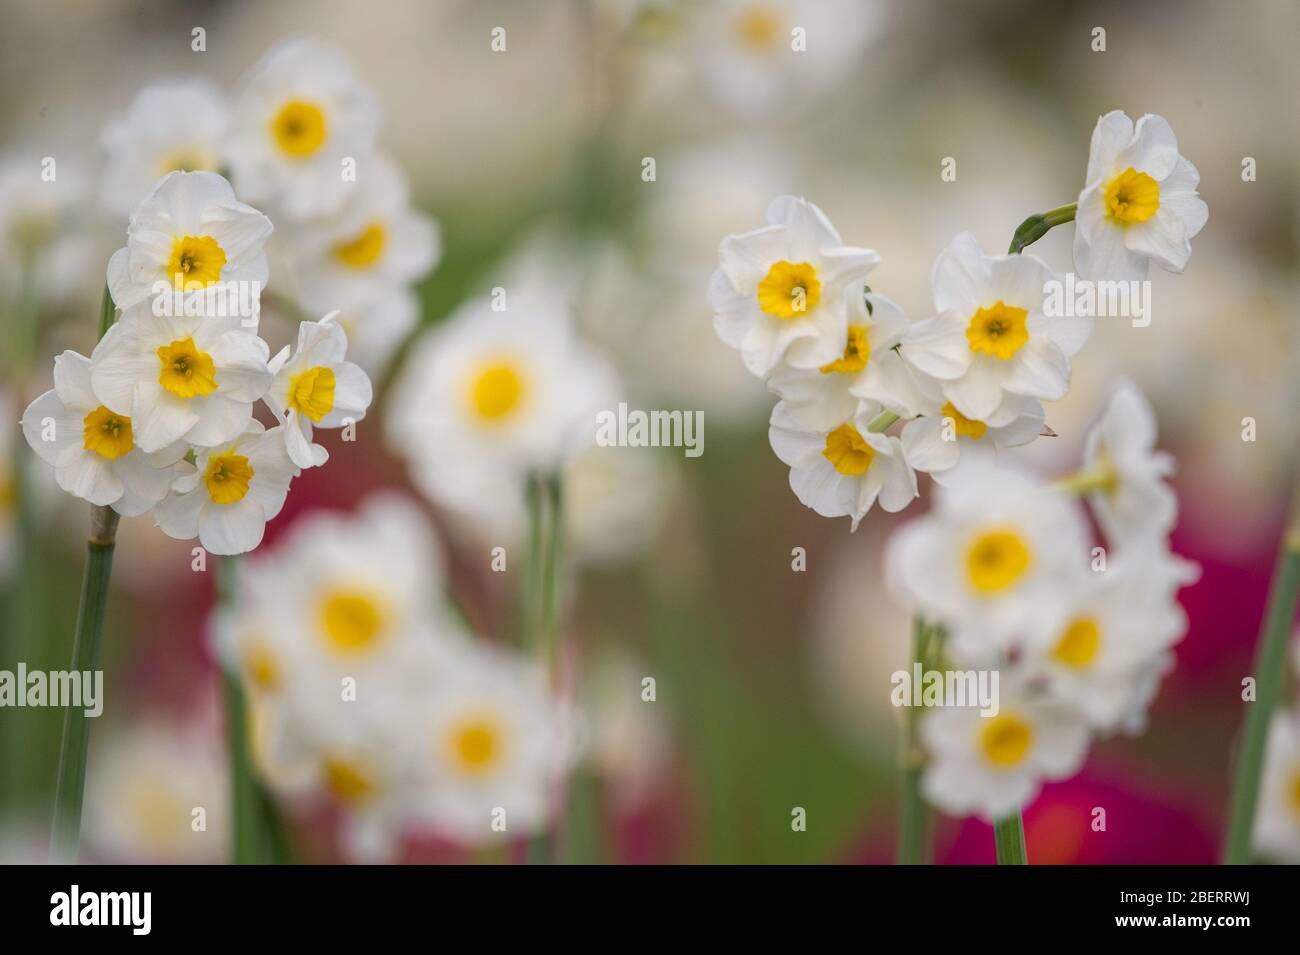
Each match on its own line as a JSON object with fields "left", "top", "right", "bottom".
{"left": 153, "top": 422, "right": 295, "bottom": 555}
{"left": 1074, "top": 111, "right": 1208, "bottom": 283}
{"left": 83, "top": 719, "right": 227, "bottom": 863}
{"left": 91, "top": 304, "right": 272, "bottom": 453}
{"left": 386, "top": 294, "right": 616, "bottom": 524}
{"left": 920, "top": 683, "right": 1091, "bottom": 822}
{"left": 563, "top": 444, "right": 676, "bottom": 567}
{"left": 710, "top": 195, "right": 878, "bottom": 377}
{"left": 769, "top": 399, "right": 916, "bottom": 531}
{"left": 105, "top": 170, "right": 272, "bottom": 312}
{"left": 1252, "top": 708, "right": 1300, "bottom": 863}
{"left": 885, "top": 469, "right": 1090, "bottom": 662}
{"left": 228, "top": 37, "right": 380, "bottom": 221}
{"left": 1081, "top": 379, "right": 1177, "bottom": 547}
{"left": 695, "top": 0, "right": 882, "bottom": 116}
{"left": 287, "top": 152, "right": 439, "bottom": 307}
{"left": 20, "top": 349, "right": 185, "bottom": 514}
{"left": 0, "top": 152, "right": 89, "bottom": 297}
{"left": 265, "top": 313, "right": 373, "bottom": 469}
{"left": 902, "top": 233, "right": 1090, "bottom": 423}
{"left": 584, "top": 648, "right": 673, "bottom": 810}
{"left": 99, "top": 79, "right": 229, "bottom": 222}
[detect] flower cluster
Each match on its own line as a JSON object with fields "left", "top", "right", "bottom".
{"left": 216, "top": 493, "right": 580, "bottom": 859}
{"left": 98, "top": 37, "right": 441, "bottom": 377}
{"left": 21, "top": 170, "right": 373, "bottom": 555}
{"left": 887, "top": 382, "right": 1198, "bottom": 820}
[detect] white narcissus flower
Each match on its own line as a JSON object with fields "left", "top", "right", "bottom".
{"left": 1253, "top": 709, "right": 1300, "bottom": 863}
{"left": 920, "top": 686, "right": 1091, "bottom": 822}
{"left": 99, "top": 79, "right": 229, "bottom": 221}
{"left": 265, "top": 313, "right": 373, "bottom": 469}
{"left": 902, "top": 233, "right": 1091, "bottom": 424}
{"left": 885, "top": 470, "right": 1090, "bottom": 663}
{"left": 0, "top": 153, "right": 90, "bottom": 300}
{"left": 769, "top": 400, "right": 916, "bottom": 531}
{"left": 153, "top": 422, "right": 296, "bottom": 555}
{"left": 288, "top": 153, "right": 440, "bottom": 306}
{"left": 1073, "top": 111, "right": 1208, "bottom": 283}
{"left": 21, "top": 350, "right": 186, "bottom": 514}
{"left": 1022, "top": 545, "right": 1196, "bottom": 734}
{"left": 414, "top": 641, "right": 581, "bottom": 845}
{"left": 106, "top": 171, "right": 272, "bottom": 312}
{"left": 90, "top": 305, "right": 273, "bottom": 453}
{"left": 295, "top": 286, "right": 418, "bottom": 379}
{"left": 228, "top": 37, "right": 380, "bottom": 221}
{"left": 709, "top": 195, "right": 879, "bottom": 377}
{"left": 767, "top": 292, "right": 934, "bottom": 430}
{"left": 1081, "top": 379, "right": 1177, "bottom": 546}
{"left": 385, "top": 295, "right": 616, "bottom": 523}
{"left": 900, "top": 395, "right": 1045, "bottom": 487}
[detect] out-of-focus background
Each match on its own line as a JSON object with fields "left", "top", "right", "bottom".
{"left": 1, "top": 0, "right": 1297, "bottom": 863}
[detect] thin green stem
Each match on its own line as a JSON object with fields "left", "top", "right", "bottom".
{"left": 526, "top": 473, "right": 565, "bottom": 863}
{"left": 994, "top": 813, "right": 1028, "bottom": 864}
{"left": 49, "top": 506, "right": 119, "bottom": 862}
{"left": 1007, "top": 203, "right": 1077, "bottom": 255}
{"left": 98, "top": 284, "right": 116, "bottom": 338}
{"left": 1224, "top": 490, "right": 1300, "bottom": 864}
{"left": 898, "top": 617, "right": 934, "bottom": 864}
{"left": 217, "top": 555, "right": 263, "bottom": 864}
{"left": 867, "top": 410, "right": 900, "bottom": 433}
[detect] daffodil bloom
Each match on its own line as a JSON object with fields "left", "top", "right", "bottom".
{"left": 1080, "top": 378, "right": 1177, "bottom": 546}
{"left": 288, "top": 153, "right": 440, "bottom": 307}
{"left": 710, "top": 195, "right": 879, "bottom": 377}
{"left": 901, "top": 233, "right": 1091, "bottom": 423}
{"left": 20, "top": 350, "right": 186, "bottom": 514}
{"left": 885, "top": 469, "right": 1091, "bottom": 662}
{"left": 227, "top": 37, "right": 380, "bottom": 220}
{"left": 90, "top": 303, "right": 273, "bottom": 453}
{"left": 768, "top": 399, "right": 917, "bottom": 531}
{"left": 920, "top": 682, "right": 1091, "bottom": 822}
{"left": 99, "top": 79, "right": 229, "bottom": 221}
{"left": 1074, "top": 111, "right": 1208, "bottom": 283}
{"left": 105, "top": 171, "right": 271, "bottom": 312}
{"left": 153, "top": 422, "right": 295, "bottom": 555}
{"left": 265, "top": 313, "right": 373, "bottom": 469}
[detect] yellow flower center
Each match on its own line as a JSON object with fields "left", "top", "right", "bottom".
{"left": 468, "top": 361, "right": 526, "bottom": 422}
{"left": 157, "top": 336, "right": 218, "bottom": 398}
{"left": 822, "top": 423, "right": 874, "bottom": 477}
{"left": 965, "top": 528, "right": 1032, "bottom": 594}
{"left": 242, "top": 642, "right": 281, "bottom": 692}
{"left": 757, "top": 260, "right": 821, "bottom": 319}
{"left": 157, "top": 148, "right": 217, "bottom": 176}
{"left": 333, "top": 222, "right": 388, "bottom": 268}
{"left": 271, "top": 99, "right": 328, "bottom": 158}
{"left": 445, "top": 714, "right": 507, "bottom": 777}
{"left": 318, "top": 588, "right": 388, "bottom": 655}
{"left": 323, "top": 756, "right": 377, "bottom": 805}
{"left": 82, "top": 406, "right": 134, "bottom": 460}
{"left": 736, "top": 6, "right": 783, "bottom": 50}
{"left": 979, "top": 713, "right": 1034, "bottom": 768}
{"left": 820, "top": 325, "right": 871, "bottom": 374}
{"left": 1052, "top": 615, "right": 1102, "bottom": 670}
{"left": 1104, "top": 167, "right": 1160, "bottom": 225}
{"left": 165, "top": 235, "right": 227, "bottom": 291}
{"left": 288, "top": 365, "right": 336, "bottom": 422}
{"left": 966, "top": 300, "right": 1029, "bottom": 360}
{"left": 941, "top": 402, "right": 987, "bottom": 440}
{"left": 203, "top": 451, "right": 254, "bottom": 505}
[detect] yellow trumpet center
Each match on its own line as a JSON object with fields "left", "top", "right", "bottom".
{"left": 333, "top": 222, "right": 388, "bottom": 268}
{"left": 318, "top": 588, "right": 388, "bottom": 655}
{"left": 822, "top": 423, "right": 875, "bottom": 477}
{"left": 203, "top": 451, "right": 254, "bottom": 505}
{"left": 1104, "top": 167, "right": 1160, "bottom": 225}
{"left": 966, "top": 300, "right": 1029, "bottom": 360}
{"left": 271, "top": 99, "right": 328, "bottom": 158}
{"left": 965, "top": 528, "right": 1032, "bottom": 594}
{"left": 82, "top": 406, "right": 134, "bottom": 460}
{"left": 323, "top": 756, "right": 377, "bottom": 805}
{"left": 468, "top": 361, "right": 526, "bottom": 423}
{"left": 757, "top": 260, "right": 821, "bottom": 319}
{"left": 820, "top": 325, "right": 871, "bottom": 374}
{"left": 288, "top": 365, "right": 336, "bottom": 423}
{"left": 445, "top": 714, "right": 507, "bottom": 777}
{"left": 157, "top": 337, "right": 218, "bottom": 398}
{"left": 166, "top": 234, "right": 226, "bottom": 291}
{"left": 736, "top": 6, "right": 783, "bottom": 50}
{"left": 1052, "top": 615, "right": 1103, "bottom": 670}
{"left": 941, "top": 402, "right": 987, "bottom": 440}
{"left": 980, "top": 713, "right": 1034, "bottom": 768}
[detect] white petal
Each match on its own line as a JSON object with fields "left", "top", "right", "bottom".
{"left": 199, "top": 498, "right": 267, "bottom": 555}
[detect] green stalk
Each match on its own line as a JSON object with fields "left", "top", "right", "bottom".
{"left": 898, "top": 617, "right": 934, "bottom": 864}
{"left": 526, "top": 473, "right": 565, "bottom": 863}
{"left": 49, "top": 505, "right": 119, "bottom": 862}
{"left": 217, "top": 555, "right": 263, "bottom": 864}
{"left": 994, "top": 813, "right": 1028, "bottom": 864}
{"left": 1007, "top": 203, "right": 1077, "bottom": 255}
{"left": 1224, "top": 488, "right": 1300, "bottom": 864}
{"left": 867, "top": 410, "right": 900, "bottom": 433}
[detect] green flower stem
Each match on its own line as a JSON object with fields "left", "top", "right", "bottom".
{"left": 1007, "top": 203, "right": 1077, "bottom": 255}
{"left": 1224, "top": 488, "right": 1300, "bottom": 864}
{"left": 994, "top": 813, "right": 1028, "bottom": 864}
{"left": 49, "top": 505, "right": 119, "bottom": 862}
{"left": 898, "top": 617, "right": 935, "bottom": 864}
{"left": 867, "top": 410, "right": 900, "bottom": 433}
